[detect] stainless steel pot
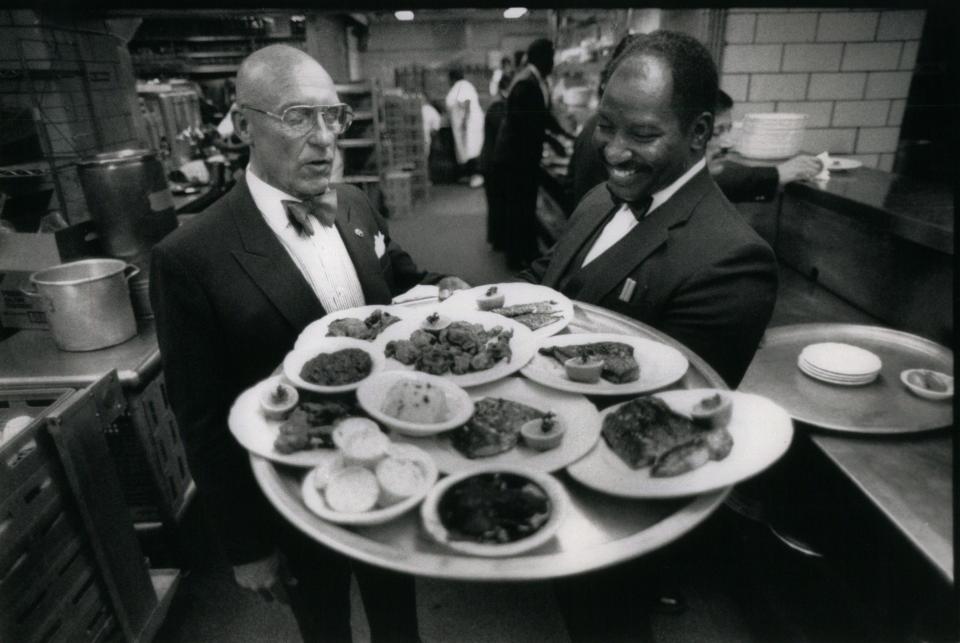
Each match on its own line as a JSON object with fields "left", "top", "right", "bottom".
{"left": 23, "top": 259, "right": 139, "bottom": 352}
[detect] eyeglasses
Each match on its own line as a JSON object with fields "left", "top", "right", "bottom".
{"left": 240, "top": 103, "right": 354, "bottom": 135}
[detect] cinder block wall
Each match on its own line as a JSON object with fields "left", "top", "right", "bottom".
{"left": 721, "top": 8, "right": 925, "bottom": 171}
{"left": 0, "top": 9, "right": 143, "bottom": 223}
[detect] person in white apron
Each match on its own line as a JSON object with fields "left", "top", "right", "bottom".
{"left": 445, "top": 68, "right": 485, "bottom": 188}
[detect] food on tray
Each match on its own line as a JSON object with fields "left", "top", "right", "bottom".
{"left": 451, "top": 397, "right": 545, "bottom": 458}
{"left": 274, "top": 400, "right": 355, "bottom": 453}
{"left": 301, "top": 348, "right": 373, "bottom": 386}
{"left": 476, "top": 286, "right": 506, "bottom": 311}
{"left": 333, "top": 418, "right": 390, "bottom": 467}
{"left": 540, "top": 341, "right": 640, "bottom": 384}
{"left": 490, "top": 300, "right": 563, "bottom": 331}
{"left": 385, "top": 320, "right": 513, "bottom": 376}
{"left": 602, "top": 395, "right": 733, "bottom": 478}
{"left": 905, "top": 369, "right": 950, "bottom": 393}
{"left": 437, "top": 472, "right": 552, "bottom": 544}
{"left": 375, "top": 457, "right": 429, "bottom": 505}
{"left": 520, "top": 412, "right": 565, "bottom": 451}
{"left": 311, "top": 454, "right": 346, "bottom": 491}
{"left": 326, "top": 309, "right": 400, "bottom": 340}
{"left": 260, "top": 381, "right": 299, "bottom": 420}
{"left": 563, "top": 351, "right": 605, "bottom": 384}
{"left": 690, "top": 393, "right": 733, "bottom": 429}
{"left": 381, "top": 379, "right": 450, "bottom": 424}
{"left": 421, "top": 312, "right": 452, "bottom": 332}
{"left": 325, "top": 466, "right": 381, "bottom": 513}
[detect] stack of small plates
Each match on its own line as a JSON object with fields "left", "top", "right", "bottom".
{"left": 797, "top": 342, "right": 882, "bottom": 386}
{"left": 737, "top": 113, "right": 808, "bottom": 160}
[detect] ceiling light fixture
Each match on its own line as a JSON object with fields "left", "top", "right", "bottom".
{"left": 503, "top": 7, "right": 528, "bottom": 19}
{"left": 394, "top": 11, "right": 414, "bottom": 21}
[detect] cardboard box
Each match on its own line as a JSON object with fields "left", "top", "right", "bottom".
{"left": 0, "top": 221, "right": 102, "bottom": 330}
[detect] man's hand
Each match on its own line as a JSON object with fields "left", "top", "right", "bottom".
{"left": 437, "top": 276, "right": 470, "bottom": 301}
{"left": 776, "top": 155, "right": 823, "bottom": 185}
{"left": 233, "top": 551, "right": 293, "bottom": 603}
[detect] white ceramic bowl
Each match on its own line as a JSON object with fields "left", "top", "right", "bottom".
{"left": 420, "top": 465, "right": 567, "bottom": 557}
{"left": 283, "top": 337, "right": 383, "bottom": 394}
{"left": 900, "top": 369, "right": 954, "bottom": 401}
{"left": 356, "top": 371, "right": 475, "bottom": 437}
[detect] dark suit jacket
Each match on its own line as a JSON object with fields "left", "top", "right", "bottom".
{"left": 479, "top": 96, "right": 506, "bottom": 176}
{"left": 569, "top": 112, "right": 607, "bottom": 206}
{"left": 150, "top": 177, "right": 436, "bottom": 564}
{"left": 492, "top": 67, "right": 566, "bottom": 171}
{"left": 713, "top": 161, "right": 779, "bottom": 203}
{"left": 521, "top": 168, "right": 778, "bottom": 387}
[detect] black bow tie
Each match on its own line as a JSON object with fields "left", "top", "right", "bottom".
{"left": 606, "top": 186, "right": 653, "bottom": 221}
{"left": 282, "top": 188, "right": 338, "bottom": 237}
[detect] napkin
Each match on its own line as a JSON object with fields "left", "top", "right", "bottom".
{"left": 814, "top": 151, "right": 831, "bottom": 182}
{"left": 392, "top": 284, "right": 439, "bottom": 304}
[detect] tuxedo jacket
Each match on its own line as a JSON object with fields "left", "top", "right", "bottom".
{"left": 713, "top": 161, "right": 779, "bottom": 203}
{"left": 521, "top": 168, "right": 778, "bottom": 387}
{"left": 492, "top": 67, "right": 566, "bottom": 171}
{"left": 150, "top": 177, "right": 436, "bottom": 563}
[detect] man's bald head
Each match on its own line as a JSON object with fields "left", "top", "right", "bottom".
{"left": 236, "top": 45, "right": 334, "bottom": 109}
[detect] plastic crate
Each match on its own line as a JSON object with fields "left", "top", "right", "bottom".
{"left": 0, "top": 388, "right": 118, "bottom": 643}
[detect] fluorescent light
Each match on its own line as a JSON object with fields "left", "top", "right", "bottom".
{"left": 394, "top": 11, "right": 414, "bottom": 21}
{"left": 503, "top": 7, "right": 528, "bottom": 19}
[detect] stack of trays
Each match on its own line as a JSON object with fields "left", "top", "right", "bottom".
{"left": 797, "top": 342, "right": 882, "bottom": 386}
{"left": 737, "top": 113, "right": 808, "bottom": 160}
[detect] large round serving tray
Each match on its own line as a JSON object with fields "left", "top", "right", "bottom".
{"left": 739, "top": 324, "right": 953, "bottom": 434}
{"left": 251, "top": 302, "right": 733, "bottom": 580}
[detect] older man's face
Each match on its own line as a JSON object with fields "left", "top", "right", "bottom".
{"left": 594, "top": 54, "right": 708, "bottom": 203}
{"left": 241, "top": 62, "right": 340, "bottom": 199}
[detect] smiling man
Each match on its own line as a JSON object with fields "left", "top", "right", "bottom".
{"left": 521, "top": 30, "right": 777, "bottom": 387}
{"left": 150, "top": 45, "right": 464, "bottom": 642}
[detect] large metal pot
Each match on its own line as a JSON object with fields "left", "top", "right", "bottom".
{"left": 23, "top": 259, "right": 139, "bottom": 352}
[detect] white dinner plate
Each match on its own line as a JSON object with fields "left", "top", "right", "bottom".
{"left": 296, "top": 304, "right": 407, "bottom": 349}
{"left": 439, "top": 283, "right": 574, "bottom": 338}
{"left": 826, "top": 157, "right": 862, "bottom": 171}
{"left": 521, "top": 333, "right": 689, "bottom": 396}
{"left": 300, "top": 444, "right": 438, "bottom": 526}
{"left": 372, "top": 309, "right": 537, "bottom": 388}
{"left": 392, "top": 377, "right": 601, "bottom": 474}
{"left": 228, "top": 375, "right": 357, "bottom": 467}
{"left": 284, "top": 337, "right": 384, "bottom": 394}
{"left": 800, "top": 342, "right": 882, "bottom": 376}
{"left": 566, "top": 389, "right": 794, "bottom": 499}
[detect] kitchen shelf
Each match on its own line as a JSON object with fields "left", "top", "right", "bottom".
{"left": 352, "top": 110, "right": 373, "bottom": 121}
{"left": 133, "top": 35, "right": 305, "bottom": 44}
{"left": 342, "top": 174, "right": 380, "bottom": 183}
{"left": 338, "top": 138, "right": 376, "bottom": 149}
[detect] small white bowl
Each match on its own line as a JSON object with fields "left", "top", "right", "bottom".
{"left": 476, "top": 289, "right": 505, "bottom": 311}
{"left": 519, "top": 416, "right": 565, "bottom": 451}
{"left": 420, "top": 312, "right": 452, "bottom": 332}
{"left": 900, "top": 369, "right": 954, "bottom": 401}
{"left": 283, "top": 337, "right": 383, "bottom": 394}
{"left": 258, "top": 376, "right": 299, "bottom": 420}
{"left": 420, "top": 465, "right": 567, "bottom": 557}
{"left": 356, "top": 371, "right": 475, "bottom": 437}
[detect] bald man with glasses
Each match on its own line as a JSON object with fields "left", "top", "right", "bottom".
{"left": 151, "top": 45, "right": 465, "bottom": 642}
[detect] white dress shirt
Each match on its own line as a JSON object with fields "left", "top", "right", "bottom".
{"left": 246, "top": 168, "right": 366, "bottom": 312}
{"left": 581, "top": 158, "right": 707, "bottom": 267}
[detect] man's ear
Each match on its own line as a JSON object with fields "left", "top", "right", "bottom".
{"left": 233, "top": 108, "right": 252, "bottom": 145}
{"left": 689, "top": 111, "right": 713, "bottom": 152}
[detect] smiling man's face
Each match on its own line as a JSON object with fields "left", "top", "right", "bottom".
{"left": 235, "top": 59, "right": 340, "bottom": 199}
{"left": 594, "top": 54, "right": 709, "bottom": 203}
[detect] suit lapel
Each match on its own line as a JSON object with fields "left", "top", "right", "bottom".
{"left": 541, "top": 187, "right": 619, "bottom": 287}
{"left": 332, "top": 186, "right": 393, "bottom": 305}
{"left": 229, "top": 178, "right": 324, "bottom": 330}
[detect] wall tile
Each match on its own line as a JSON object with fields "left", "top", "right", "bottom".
{"left": 720, "top": 74, "right": 749, "bottom": 102}
{"left": 808, "top": 72, "right": 867, "bottom": 99}
{"left": 725, "top": 13, "right": 755, "bottom": 44}
{"left": 776, "top": 101, "right": 833, "bottom": 127}
{"left": 899, "top": 41, "right": 919, "bottom": 70}
{"left": 732, "top": 101, "right": 775, "bottom": 123}
{"left": 846, "top": 153, "right": 879, "bottom": 168}
{"left": 857, "top": 127, "right": 900, "bottom": 153}
{"left": 816, "top": 11, "right": 878, "bottom": 42}
{"left": 878, "top": 153, "right": 895, "bottom": 172}
{"left": 802, "top": 128, "right": 857, "bottom": 154}
{"left": 832, "top": 100, "right": 890, "bottom": 127}
{"left": 749, "top": 74, "right": 808, "bottom": 101}
{"left": 841, "top": 42, "right": 902, "bottom": 71}
{"left": 722, "top": 44, "right": 782, "bottom": 73}
{"left": 865, "top": 71, "right": 912, "bottom": 99}
{"left": 782, "top": 43, "right": 842, "bottom": 71}
{"left": 887, "top": 99, "right": 906, "bottom": 126}
{"left": 877, "top": 10, "right": 926, "bottom": 41}
{"left": 755, "top": 12, "right": 818, "bottom": 43}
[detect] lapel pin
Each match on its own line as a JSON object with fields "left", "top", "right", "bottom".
{"left": 619, "top": 278, "right": 637, "bottom": 302}
{"left": 354, "top": 228, "right": 364, "bottom": 238}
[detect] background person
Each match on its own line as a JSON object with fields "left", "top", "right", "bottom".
{"left": 445, "top": 67, "right": 485, "bottom": 188}
{"left": 481, "top": 73, "right": 512, "bottom": 251}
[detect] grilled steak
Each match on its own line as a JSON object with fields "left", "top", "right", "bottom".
{"left": 490, "top": 301, "right": 558, "bottom": 317}
{"left": 512, "top": 313, "right": 563, "bottom": 330}
{"left": 450, "top": 397, "right": 545, "bottom": 458}
{"left": 539, "top": 341, "right": 640, "bottom": 383}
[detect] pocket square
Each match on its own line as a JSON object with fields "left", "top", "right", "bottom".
{"left": 374, "top": 231, "right": 387, "bottom": 258}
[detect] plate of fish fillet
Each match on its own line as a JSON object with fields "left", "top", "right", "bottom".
{"left": 566, "top": 389, "right": 793, "bottom": 498}
{"left": 521, "top": 333, "right": 689, "bottom": 396}
{"left": 439, "top": 283, "right": 574, "bottom": 337}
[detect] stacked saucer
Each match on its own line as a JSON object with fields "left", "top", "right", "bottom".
{"left": 797, "top": 342, "right": 882, "bottom": 386}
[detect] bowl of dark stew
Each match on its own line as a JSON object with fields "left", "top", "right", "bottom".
{"left": 284, "top": 337, "right": 385, "bottom": 394}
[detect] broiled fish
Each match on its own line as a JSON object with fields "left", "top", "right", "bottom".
{"left": 539, "top": 341, "right": 640, "bottom": 383}
{"left": 490, "top": 300, "right": 558, "bottom": 317}
{"left": 450, "top": 397, "right": 545, "bottom": 459}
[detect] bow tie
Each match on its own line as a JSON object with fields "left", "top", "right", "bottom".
{"left": 282, "top": 188, "right": 338, "bottom": 237}
{"left": 606, "top": 186, "right": 653, "bottom": 221}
